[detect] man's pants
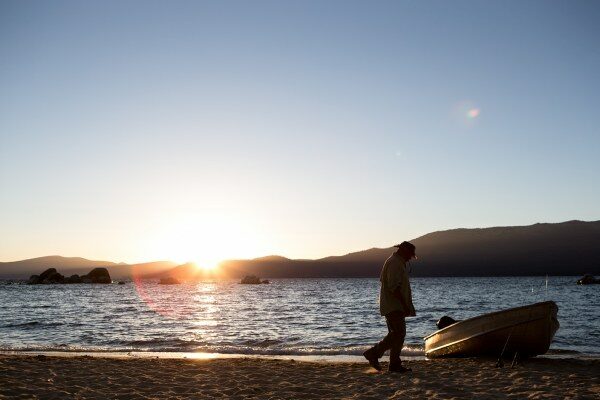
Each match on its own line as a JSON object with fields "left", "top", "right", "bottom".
{"left": 373, "top": 311, "right": 406, "bottom": 365}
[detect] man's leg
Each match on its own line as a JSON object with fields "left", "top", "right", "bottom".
{"left": 372, "top": 311, "right": 404, "bottom": 357}
{"left": 364, "top": 311, "right": 405, "bottom": 370}
{"left": 387, "top": 314, "right": 406, "bottom": 369}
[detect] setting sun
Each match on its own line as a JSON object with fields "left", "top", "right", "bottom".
{"left": 192, "top": 262, "right": 217, "bottom": 272}
{"left": 140, "top": 212, "right": 268, "bottom": 268}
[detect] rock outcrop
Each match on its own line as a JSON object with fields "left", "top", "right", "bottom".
{"left": 576, "top": 274, "right": 600, "bottom": 285}
{"left": 240, "top": 275, "right": 269, "bottom": 284}
{"left": 81, "top": 268, "right": 111, "bottom": 284}
{"left": 65, "top": 274, "right": 81, "bottom": 284}
{"left": 436, "top": 316, "right": 459, "bottom": 330}
{"left": 28, "top": 267, "right": 111, "bottom": 284}
{"left": 28, "top": 268, "right": 65, "bottom": 284}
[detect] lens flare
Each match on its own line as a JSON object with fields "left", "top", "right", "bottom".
{"left": 453, "top": 101, "right": 481, "bottom": 126}
{"left": 467, "top": 108, "right": 480, "bottom": 119}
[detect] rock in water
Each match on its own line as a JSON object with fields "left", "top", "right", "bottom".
{"left": 28, "top": 268, "right": 109, "bottom": 284}
{"left": 32, "top": 268, "right": 65, "bottom": 284}
{"left": 576, "top": 274, "right": 600, "bottom": 285}
{"left": 240, "top": 275, "right": 262, "bottom": 284}
{"left": 81, "top": 268, "right": 112, "bottom": 284}
{"left": 66, "top": 274, "right": 82, "bottom": 284}
{"left": 39, "top": 268, "right": 57, "bottom": 280}
{"left": 436, "top": 316, "right": 458, "bottom": 330}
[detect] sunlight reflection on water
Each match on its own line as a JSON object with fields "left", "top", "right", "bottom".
{"left": 0, "top": 277, "right": 597, "bottom": 356}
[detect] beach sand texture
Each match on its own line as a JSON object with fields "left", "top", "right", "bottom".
{"left": 1, "top": 355, "right": 599, "bottom": 399}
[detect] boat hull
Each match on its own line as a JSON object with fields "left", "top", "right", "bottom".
{"left": 424, "top": 301, "right": 559, "bottom": 358}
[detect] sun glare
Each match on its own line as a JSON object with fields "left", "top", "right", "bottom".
{"left": 140, "top": 213, "right": 266, "bottom": 270}
{"left": 192, "top": 260, "right": 219, "bottom": 271}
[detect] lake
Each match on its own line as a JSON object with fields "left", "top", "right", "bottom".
{"left": 1, "top": 277, "right": 598, "bottom": 357}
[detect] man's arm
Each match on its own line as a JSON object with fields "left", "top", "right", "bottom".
{"left": 392, "top": 287, "right": 416, "bottom": 316}
{"left": 386, "top": 260, "right": 416, "bottom": 317}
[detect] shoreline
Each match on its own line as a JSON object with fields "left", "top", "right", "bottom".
{"left": 0, "top": 350, "right": 600, "bottom": 364}
{"left": 2, "top": 349, "right": 598, "bottom": 363}
{"left": 0, "top": 350, "right": 421, "bottom": 363}
{"left": 1, "top": 353, "right": 599, "bottom": 399}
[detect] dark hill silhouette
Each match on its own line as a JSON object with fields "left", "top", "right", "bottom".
{"left": 0, "top": 257, "right": 176, "bottom": 280}
{"left": 108, "top": 261, "right": 178, "bottom": 280}
{"left": 0, "top": 256, "right": 117, "bottom": 279}
{"left": 251, "top": 255, "right": 292, "bottom": 262}
{"left": 407, "top": 220, "right": 600, "bottom": 276}
{"left": 217, "top": 220, "right": 600, "bottom": 278}
{"left": 2, "top": 220, "right": 599, "bottom": 279}
{"left": 317, "top": 247, "right": 391, "bottom": 263}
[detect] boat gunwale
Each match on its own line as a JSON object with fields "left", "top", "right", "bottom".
{"left": 423, "top": 301, "right": 557, "bottom": 341}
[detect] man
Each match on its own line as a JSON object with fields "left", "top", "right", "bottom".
{"left": 363, "top": 241, "right": 417, "bottom": 373}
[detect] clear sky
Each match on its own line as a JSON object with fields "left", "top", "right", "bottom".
{"left": 1, "top": 0, "right": 599, "bottom": 266}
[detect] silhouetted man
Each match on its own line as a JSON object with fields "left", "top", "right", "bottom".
{"left": 363, "top": 241, "right": 416, "bottom": 373}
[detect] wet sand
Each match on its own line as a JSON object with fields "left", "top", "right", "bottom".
{"left": 0, "top": 354, "right": 598, "bottom": 399}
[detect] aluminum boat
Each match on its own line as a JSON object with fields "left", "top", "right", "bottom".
{"left": 424, "top": 301, "right": 559, "bottom": 358}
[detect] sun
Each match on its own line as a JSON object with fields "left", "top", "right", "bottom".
{"left": 158, "top": 228, "right": 230, "bottom": 270}
{"left": 141, "top": 212, "right": 267, "bottom": 270}
{"left": 191, "top": 260, "right": 219, "bottom": 272}
{"left": 198, "top": 263, "right": 216, "bottom": 271}
{"left": 176, "top": 261, "right": 218, "bottom": 273}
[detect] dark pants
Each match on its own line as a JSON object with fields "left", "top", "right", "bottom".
{"left": 373, "top": 311, "right": 406, "bottom": 365}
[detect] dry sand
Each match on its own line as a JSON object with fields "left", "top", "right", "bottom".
{"left": 0, "top": 355, "right": 599, "bottom": 399}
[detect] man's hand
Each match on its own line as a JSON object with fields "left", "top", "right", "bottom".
{"left": 392, "top": 287, "right": 416, "bottom": 317}
{"left": 392, "top": 287, "right": 403, "bottom": 300}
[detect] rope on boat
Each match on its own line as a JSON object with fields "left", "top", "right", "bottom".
{"left": 495, "top": 326, "right": 515, "bottom": 368}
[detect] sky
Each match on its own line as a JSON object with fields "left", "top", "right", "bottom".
{"left": 1, "top": 0, "right": 599, "bottom": 266}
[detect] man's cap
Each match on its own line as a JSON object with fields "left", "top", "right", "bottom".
{"left": 394, "top": 241, "right": 417, "bottom": 258}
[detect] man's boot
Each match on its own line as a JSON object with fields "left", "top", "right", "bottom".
{"left": 388, "top": 360, "right": 412, "bottom": 373}
{"left": 363, "top": 347, "right": 382, "bottom": 371}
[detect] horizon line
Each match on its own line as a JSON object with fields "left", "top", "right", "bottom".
{"left": 1, "top": 218, "right": 598, "bottom": 264}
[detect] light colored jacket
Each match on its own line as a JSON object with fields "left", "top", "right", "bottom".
{"left": 379, "top": 252, "right": 415, "bottom": 316}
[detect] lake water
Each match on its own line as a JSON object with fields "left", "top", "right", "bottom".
{"left": 0, "top": 277, "right": 598, "bottom": 357}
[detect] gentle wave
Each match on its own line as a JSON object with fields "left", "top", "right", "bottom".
{"left": 0, "top": 343, "right": 426, "bottom": 357}
{"left": 1, "top": 277, "right": 598, "bottom": 357}
{"left": 0, "top": 321, "right": 41, "bottom": 328}
{"left": 0, "top": 321, "right": 68, "bottom": 329}
{"left": 0, "top": 344, "right": 587, "bottom": 359}
{"left": 125, "top": 338, "right": 206, "bottom": 349}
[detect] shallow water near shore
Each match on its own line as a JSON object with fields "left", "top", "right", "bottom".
{"left": 1, "top": 277, "right": 598, "bottom": 357}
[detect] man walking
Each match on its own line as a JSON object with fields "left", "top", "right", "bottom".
{"left": 363, "top": 241, "right": 417, "bottom": 373}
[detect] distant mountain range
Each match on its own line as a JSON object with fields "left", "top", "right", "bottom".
{"left": 1, "top": 220, "right": 599, "bottom": 279}
{"left": 0, "top": 256, "right": 176, "bottom": 280}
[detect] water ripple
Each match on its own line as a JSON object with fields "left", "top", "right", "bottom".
{"left": 0, "top": 277, "right": 597, "bottom": 356}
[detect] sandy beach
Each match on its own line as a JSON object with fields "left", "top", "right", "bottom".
{"left": 1, "top": 355, "right": 598, "bottom": 399}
